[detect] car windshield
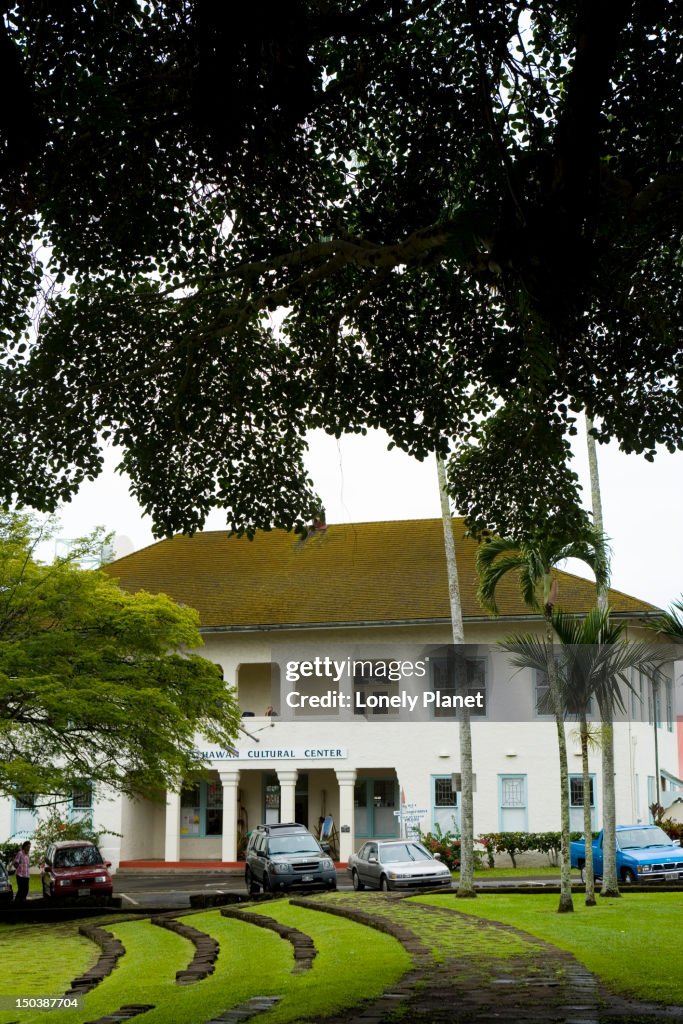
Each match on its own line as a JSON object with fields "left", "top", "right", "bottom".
{"left": 618, "top": 827, "right": 672, "bottom": 850}
{"left": 268, "top": 836, "right": 321, "bottom": 856}
{"left": 53, "top": 847, "right": 103, "bottom": 868}
{"left": 380, "top": 843, "right": 433, "bottom": 864}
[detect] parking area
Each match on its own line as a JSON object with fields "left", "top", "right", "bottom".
{"left": 113, "top": 869, "right": 354, "bottom": 908}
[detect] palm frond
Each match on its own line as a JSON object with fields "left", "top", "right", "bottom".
{"left": 557, "top": 533, "right": 611, "bottom": 591}
{"left": 646, "top": 596, "right": 683, "bottom": 643}
{"left": 476, "top": 552, "right": 525, "bottom": 614}
{"left": 518, "top": 564, "right": 540, "bottom": 611}
{"left": 499, "top": 633, "right": 554, "bottom": 676}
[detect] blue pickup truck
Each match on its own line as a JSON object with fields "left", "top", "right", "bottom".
{"left": 570, "top": 824, "right": 683, "bottom": 883}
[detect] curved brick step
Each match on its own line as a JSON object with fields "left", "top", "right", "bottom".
{"left": 221, "top": 906, "right": 317, "bottom": 973}
{"left": 83, "top": 1005, "right": 155, "bottom": 1024}
{"left": 290, "top": 895, "right": 429, "bottom": 963}
{"left": 150, "top": 913, "right": 219, "bottom": 984}
{"left": 68, "top": 925, "right": 126, "bottom": 996}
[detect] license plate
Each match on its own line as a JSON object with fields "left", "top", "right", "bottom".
{"left": 664, "top": 872, "right": 677, "bottom": 881}
{"left": 301, "top": 875, "right": 313, "bottom": 883}
{"left": 78, "top": 888, "right": 91, "bottom": 896}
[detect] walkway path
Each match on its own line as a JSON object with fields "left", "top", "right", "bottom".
{"left": 293, "top": 892, "right": 683, "bottom": 1024}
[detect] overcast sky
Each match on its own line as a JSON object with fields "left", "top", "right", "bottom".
{"left": 45, "top": 420, "right": 682, "bottom": 611}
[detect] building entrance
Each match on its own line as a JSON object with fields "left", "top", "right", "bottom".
{"left": 295, "top": 772, "right": 308, "bottom": 825}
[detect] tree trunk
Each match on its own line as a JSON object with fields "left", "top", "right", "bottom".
{"left": 580, "top": 713, "right": 596, "bottom": 905}
{"left": 599, "top": 709, "right": 620, "bottom": 896}
{"left": 437, "top": 455, "right": 475, "bottom": 898}
{"left": 544, "top": 573, "right": 574, "bottom": 913}
{"left": 585, "top": 414, "right": 608, "bottom": 613}
{"left": 587, "top": 413, "right": 619, "bottom": 893}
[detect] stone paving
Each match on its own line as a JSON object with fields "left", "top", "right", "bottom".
{"left": 292, "top": 892, "right": 683, "bottom": 1024}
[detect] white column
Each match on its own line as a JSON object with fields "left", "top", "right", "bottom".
{"left": 164, "top": 789, "right": 181, "bottom": 862}
{"left": 219, "top": 770, "right": 241, "bottom": 862}
{"left": 335, "top": 769, "right": 357, "bottom": 863}
{"left": 277, "top": 769, "right": 298, "bottom": 823}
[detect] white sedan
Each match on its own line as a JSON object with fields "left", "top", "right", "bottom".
{"left": 348, "top": 840, "right": 452, "bottom": 892}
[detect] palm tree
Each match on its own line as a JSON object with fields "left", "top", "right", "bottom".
{"left": 437, "top": 455, "right": 475, "bottom": 898}
{"left": 501, "top": 607, "right": 669, "bottom": 901}
{"left": 646, "top": 597, "right": 683, "bottom": 643}
{"left": 476, "top": 526, "right": 609, "bottom": 913}
{"left": 585, "top": 415, "right": 608, "bottom": 614}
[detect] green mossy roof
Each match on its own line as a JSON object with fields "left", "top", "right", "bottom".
{"left": 106, "top": 519, "right": 657, "bottom": 629}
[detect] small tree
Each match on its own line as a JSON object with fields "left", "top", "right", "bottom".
{"left": 0, "top": 511, "right": 241, "bottom": 799}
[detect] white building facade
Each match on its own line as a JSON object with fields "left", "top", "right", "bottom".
{"left": 4, "top": 520, "right": 680, "bottom": 867}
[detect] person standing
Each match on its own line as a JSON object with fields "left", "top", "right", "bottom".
{"left": 12, "top": 841, "right": 31, "bottom": 902}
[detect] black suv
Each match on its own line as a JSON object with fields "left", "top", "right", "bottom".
{"left": 245, "top": 822, "right": 337, "bottom": 894}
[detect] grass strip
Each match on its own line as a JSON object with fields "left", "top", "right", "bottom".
{"left": 0, "top": 921, "right": 97, "bottom": 1020}
{"left": 239, "top": 899, "right": 411, "bottom": 1023}
{"left": 412, "top": 891, "right": 683, "bottom": 1005}
{"left": 0, "top": 902, "right": 409, "bottom": 1024}
{"left": 472, "top": 866, "right": 581, "bottom": 878}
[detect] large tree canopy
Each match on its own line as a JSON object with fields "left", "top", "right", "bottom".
{"left": 1, "top": 1, "right": 681, "bottom": 537}
{"left": 0, "top": 512, "right": 241, "bottom": 798}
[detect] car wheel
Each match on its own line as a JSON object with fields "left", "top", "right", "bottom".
{"left": 380, "top": 875, "right": 390, "bottom": 893}
{"left": 245, "top": 868, "right": 260, "bottom": 895}
{"left": 622, "top": 868, "right": 636, "bottom": 884}
{"left": 578, "top": 861, "right": 586, "bottom": 884}
{"left": 262, "top": 873, "right": 272, "bottom": 893}
{"left": 352, "top": 869, "right": 364, "bottom": 892}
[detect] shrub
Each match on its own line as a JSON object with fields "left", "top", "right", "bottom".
{"left": 478, "top": 833, "right": 497, "bottom": 869}
{"left": 26, "top": 808, "right": 118, "bottom": 866}
{"left": 477, "top": 831, "right": 600, "bottom": 868}
{"left": 419, "top": 824, "right": 483, "bottom": 871}
{"left": 0, "top": 840, "right": 21, "bottom": 866}
{"left": 659, "top": 818, "right": 683, "bottom": 843}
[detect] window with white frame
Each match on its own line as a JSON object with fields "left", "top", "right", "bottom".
{"left": 431, "top": 776, "right": 459, "bottom": 833}
{"left": 431, "top": 656, "right": 487, "bottom": 717}
{"left": 533, "top": 669, "right": 553, "bottom": 717}
{"left": 665, "top": 677, "right": 674, "bottom": 732}
{"left": 353, "top": 661, "right": 400, "bottom": 716}
{"left": 70, "top": 784, "right": 94, "bottom": 823}
{"left": 498, "top": 775, "right": 527, "bottom": 830}
{"left": 630, "top": 668, "right": 643, "bottom": 719}
{"left": 648, "top": 679, "right": 656, "bottom": 726}
{"left": 569, "top": 774, "right": 596, "bottom": 831}
{"left": 12, "top": 794, "right": 37, "bottom": 838}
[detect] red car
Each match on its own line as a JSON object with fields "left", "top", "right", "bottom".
{"left": 41, "top": 840, "right": 113, "bottom": 902}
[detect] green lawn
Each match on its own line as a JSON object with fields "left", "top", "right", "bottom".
{"left": 6, "top": 890, "right": 678, "bottom": 1023}
{"left": 412, "top": 891, "right": 683, "bottom": 1005}
{"left": 0, "top": 921, "right": 97, "bottom": 1009}
{"left": 471, "top": 865, "right": 579, "bottom": 879}
{"left": 0, "top": 901, "right": 410, "bottom": 1024}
